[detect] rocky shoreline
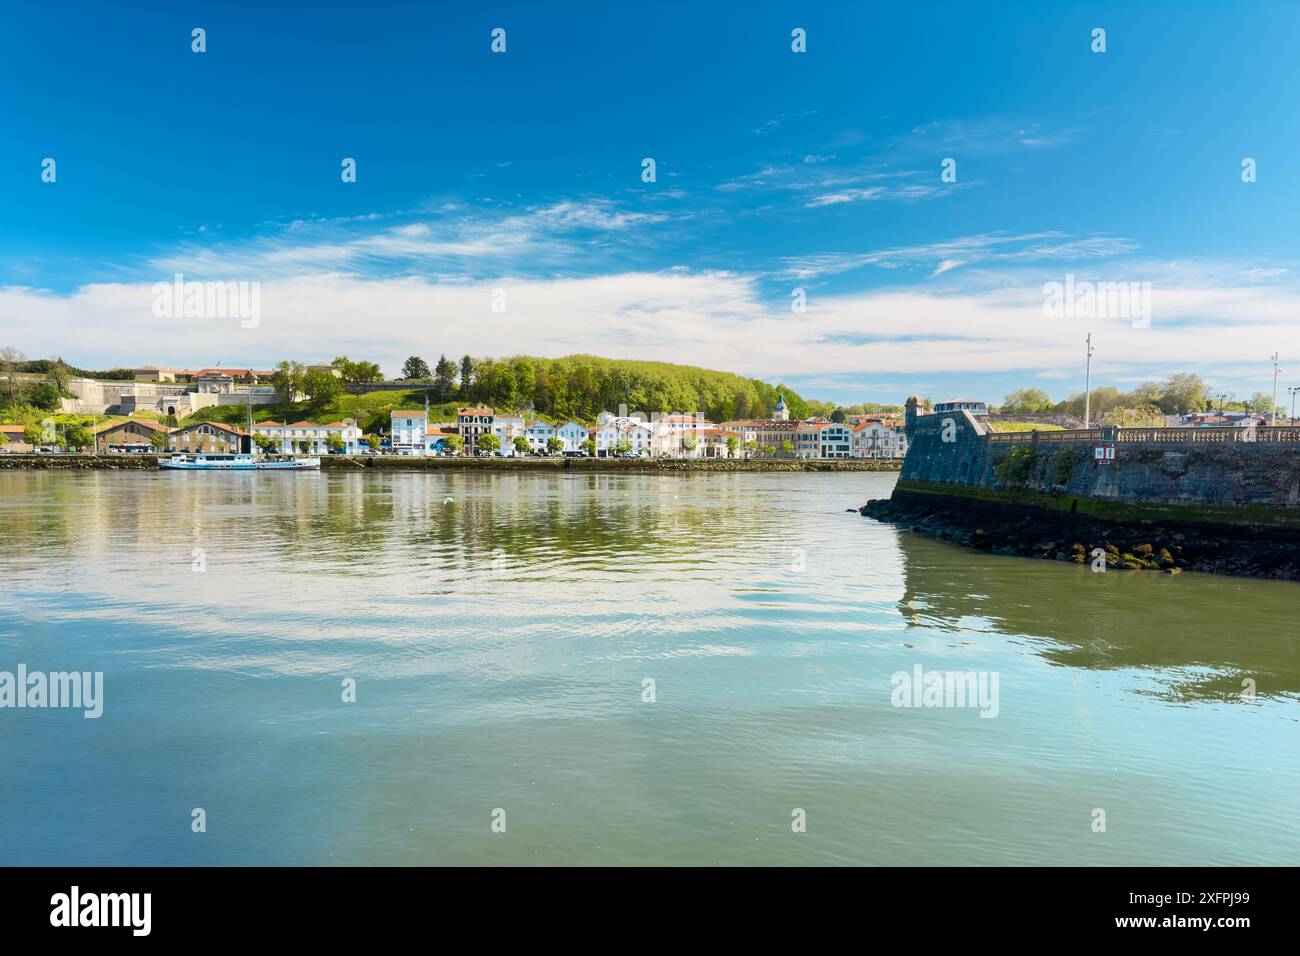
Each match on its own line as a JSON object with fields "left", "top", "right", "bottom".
{"left": 861, "top": 490, "right": 1300, "bottom": 581}
{"left": 0, "top": 454, "right": 157, "bottom": 469}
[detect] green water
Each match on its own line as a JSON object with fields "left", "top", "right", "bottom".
{"left": 0, "top": 469, "right": 1295, "bottom": 865}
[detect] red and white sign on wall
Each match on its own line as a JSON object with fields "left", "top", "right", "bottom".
{"left": 1094, "top": 444, "right": 1116, "bottom": 463}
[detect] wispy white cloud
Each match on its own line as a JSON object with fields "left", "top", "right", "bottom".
{"left": 146, "top": 199, "right": 668, "bottom": 281}
{"left": 781, "top": 232, "right": 1139, "bottom": 280}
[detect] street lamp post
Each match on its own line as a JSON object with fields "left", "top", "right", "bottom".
{"left": 1288, "top": 385, "right": 1300, "bottom": 425}
{"left": 1083, "top": 333, "right": 1095, "bottom": 428}
{"left": 1270, "top": 353, "right": 1282, "bottom": 426}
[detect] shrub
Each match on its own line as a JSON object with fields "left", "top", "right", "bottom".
{"left": 994, "top": 445, "right": 1038, "bottom": 486}
{"left": 1052, "top": 450, "right": 1075, "bottom": 485}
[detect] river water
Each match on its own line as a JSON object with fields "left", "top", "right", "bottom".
{"left": 0, "top": 469, "right": 1295, "bottom": 865}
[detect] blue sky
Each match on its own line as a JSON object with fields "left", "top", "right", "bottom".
{"left": 2, "top": 0, "right": 1299, "bottom": 408}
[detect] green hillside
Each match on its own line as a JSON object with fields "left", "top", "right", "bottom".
{"left": 431, "top": 353, "right": 811, "bottom": 424}
{"left": 191, "top": 355, "right": 819, "bottom": 433}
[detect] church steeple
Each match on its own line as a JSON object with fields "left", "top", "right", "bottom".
{"left": 773, "top": 391, "right": 789, "bottom": 421}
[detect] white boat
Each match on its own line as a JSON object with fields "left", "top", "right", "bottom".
{"left": 159, "top": 453, "right": 320, "bottom": 471}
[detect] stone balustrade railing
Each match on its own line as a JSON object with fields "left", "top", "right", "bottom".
{"left": 986, "top": 425, "right": 1300, "bottom": 446}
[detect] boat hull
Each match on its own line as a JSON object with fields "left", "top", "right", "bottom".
{"left": 159, "top": 455, "right": 320, "bottom": 471}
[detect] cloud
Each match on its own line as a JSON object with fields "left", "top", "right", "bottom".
{"left": 781, "top": 232, "right": 1138, "bottom": 280}
{"left": 145, "top": 199, "right": 669, "bottom": 281}
{"left": 4, "top": 260, "right": 1300, "bottom": 400}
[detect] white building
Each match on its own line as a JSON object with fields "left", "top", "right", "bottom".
{"left": 851, "top": 421, "right": 908, "bottom": 459}
{"left": 650, "top": 413, "right": 714, "bottom": 457}
{"left": 594, "top": 421, "right": 653, "bottom": 457}
{"left": 492, "top": 415, "right": 527, "bottom": 455}
{"left": 390, "top": 409, "right": 428, "bottom": 455}
{"left": 934, "top": 399, "right": 989, "bottom": 417}
{"left": 457, "top": 406, "right": 495, "bottom": 455}
{"left": 255, "top": 419, "right": 361, "bottom": 455}
{"left": 525, "top": 419, "right": 559, "bottom": 454}
{"left": 554, "top": 420, "right": 588, "bottom": 452}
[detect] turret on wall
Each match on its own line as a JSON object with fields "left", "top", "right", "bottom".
{"left": 904, "top": 395, "right": 929, "bottom": 437}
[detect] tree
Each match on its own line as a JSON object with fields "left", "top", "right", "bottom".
{"left": 1247, "top": 392, "right": 1281, "bottom": 418}
{"left": 780, "top": 440, "right": 793, "bottom": 457}
{"left": 459, "top": 355, "right": 474, "bottom": 396}
{"left": 546, "top": 436, "right": 564, "bottom": 455}
{"left": 325, "top": 433, "right": 345, "bottom": 454}
{"left": 434, "top": 355, "right": 457, "bottom": 400}
{"left": 581, "top": 438, "right": 596, "bottom": 456}
{"left": 615, "top": 436, "right": 633, "bottom": 455}
{"left": 45, "top": 360, "right": 72, "bottom": 396}
{"left": 830, "top": 408, "right": 847, "bottom": 423}
{"left": 26, "top": 381, "right": 61, "bottom": 411}
{"left": 444, "top": 434, "right": 465, "bottom": 455}
{"left": 744, "top": 438, "right": 757, "bottom": 459}
{"left": 402, "top": 356, "right": 431, "bottom": 380}
{"left": 253, "top": 433, "right": 274, "bottom": 452}
{"left": 513, "top": 435, "right": 529, "bottom": 455}
{"left": 0, "top": 346, "right": 24, "bottom": 406}
{"left": 681, "top": 433, "right": 698, "bottom": 455}
{"left": 64, "top": 423, "right": 92, "bottom": 450}
{"left": 23, "top": 423, "right": 45, "bottom": 447}
{"left": 1158, "top": 373, "right": 1209, "bottom": 415}
{"left": 726, "top": 435, "right": 739, "bottom": 458}
{"left": 331, "top": 357, "right": 383, "bottom": 391}
{"left": 1103, "top": 404, "right": 1164, "bottom": 428}
{"left": 352, "top": 361, "right": 383, "bottom": 386}
{"left": 271, "top": 360, "right": 306, "bottom": 403}
{"left": 1001, "top": 387, "right": 1054, "bottom": 414}
{"left": 151, "top": 430, "right": 168, "bottom": 451}
{"left": 302, "top": 367, "right": 343, "bottom": 406}
{"left": 476, "top": 433, "right": 500, "bottom": 455}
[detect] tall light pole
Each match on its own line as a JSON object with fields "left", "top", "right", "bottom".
{"left": 1288, "top": 385, "right": 1300, "bottom": 424}
{"left": 1083, "top": 333, "right": 1095, "bottom": 428}
{"left": 1270, "top": 353, "right": 1282, "bottom": 425}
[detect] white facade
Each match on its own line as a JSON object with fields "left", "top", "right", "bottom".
{"left": 256, "top": 419, "right": 361, "bottom": 454}
{"left": 554, "top": 420, "right": 588, "bottom": 452}
{"left": 525, "top": 420, "right": 559, "bottom": 454}
{"left": 852, "top": 423, "right": 907, "bottom": 458}
{"left": 492, "top": 415, "right": 527, "bottom": 455}
{"left": 595, "top": 422, "right": 653, "bottom": 456}
{"left": 390, "top": 410, "right": 428, "bottom": 455}
{"left": 650, "top": 414, "right": 714, "bottom": 457}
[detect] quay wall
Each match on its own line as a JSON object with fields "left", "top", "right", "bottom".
{"left": 0, "top": 454, "right": 901, "bottom": 474}
{"left": 898, "top": 411, "right": 1300, "bottom": 525}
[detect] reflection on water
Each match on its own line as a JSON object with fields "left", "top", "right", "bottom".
{"left": 0, "top": 470, "right": 1296, "bottom": 865}
{"left": 896, "top": 533, "right": 1300, "bottom": 705}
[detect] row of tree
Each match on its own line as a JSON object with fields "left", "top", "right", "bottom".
{"left": 392, "top": 353, "right": 811, "bottom": 423}
{"left": 999, "top": 373, "right": 1289, "bottom": 425}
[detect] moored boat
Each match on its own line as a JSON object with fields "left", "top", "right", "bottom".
{"left": 159, "top": 454, "right": 320, "bottom": 471}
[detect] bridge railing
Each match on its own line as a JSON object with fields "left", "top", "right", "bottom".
{"left": 986, "top": 426, "right": 1300, "bottom": 446}
{"left": 986, "top": 429, "right": 1104, "bottom": 445}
